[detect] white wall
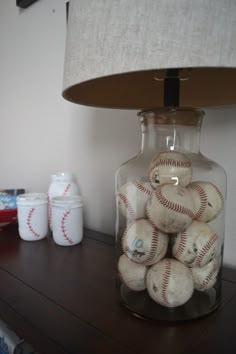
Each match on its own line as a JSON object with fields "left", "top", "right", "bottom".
{"left": 0, "top": 0, "right": 236, "bottom": 266}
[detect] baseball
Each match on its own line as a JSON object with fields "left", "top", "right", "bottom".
{"left": 146, "top": 258, "right": 194, "bottom": 308}
{"left": 146, "top": 184, "right": 195, "bottom": 233}
{"left": 117, "top": 180, "right": 153, "bottom": 220}
{"left": 188, "top": 181, "right": 224, "bottom": 222}
{"left": 191, "top": 257, "right": 221, "bottom": 291}
{"left": 172, "top": 220, "right": 219, "bottom": 268}
{"left": 118, "top": 254, "right": 147, "bottom": 291}
{"left": 147, "top": 151, "right": 192, "bottom": 189}
{"left": 122, "top": 219, "right": 168, "bottom": 265}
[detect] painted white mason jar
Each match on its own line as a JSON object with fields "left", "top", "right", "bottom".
{"left": 17, "top": 193, "right": 48, "bottom": 241}
{"left": 48, "top": 172, "right": 80, "bottom": 230}
{"left": 51, "top": 196, "right": 83, "bottom": 246}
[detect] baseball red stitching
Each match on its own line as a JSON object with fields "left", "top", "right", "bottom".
{"left": 148, "top": 155, "right": 191, "bottom": 176}
{"left": 47, "top": 194, "right": 52, "bottom": 227}
{"left": 121, "top": 222, "right": 135, "bottom": 255}
{"left": 132, "top": 181, "right": 152, "bottom": 196}
{"left": 209, "top": 183, "right": 224, "bottom": 204}
{"left": 146, "top": 206, "right": 158, "bottom": 229}
{"left": 145, "top": 228, "right": 159, "bottom": 265}
{"left": 118, "top": 192, "right": 136, "bottom": 218}
{"left": 153, "top": 158, "right": 191, "bottom": 169}
{"left": 27, "top": 208, "right": 40, "bottom": 238}
{"left": 195, "top": 233, "right": 218, "bottom": 267}
{"left": 161, "top": 259, "right": 171, "bottom": 306}
{"left": 199, "top": 262, "right": 219, "bottom": 290}
{"left": 62, "top": 183, "right": 71, "bottom": 196}
{"left": 61, "top": 210, "right": 73, "bottom": 245}
{"left": 173, "top": 230, "right": 188, "bottom": 259}
{"left": 188, "top": 183, "right": 207, "bottom": 219}
{"left": 155, "top": 187, "right": 194, "bottom": 218}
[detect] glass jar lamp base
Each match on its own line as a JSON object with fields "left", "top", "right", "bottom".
{"left": 116, "top": 108, "right": 226, "bottom": 322}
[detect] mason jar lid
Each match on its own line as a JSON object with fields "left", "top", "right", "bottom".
{"left": 50, "top": 172, "right": 75, "bottom": 183}
{"left": 51, "top": 195, "right": 83, "bottom": 208}
{"left": 17, "top": 193, "right": 48, "bottom": 206}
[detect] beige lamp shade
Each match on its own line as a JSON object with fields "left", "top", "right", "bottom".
{"left": 63, "top": 0, "right": 236, "bottom": 109}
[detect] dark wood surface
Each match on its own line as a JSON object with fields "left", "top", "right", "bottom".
{"left": 0, "top": 225, "right": 236, "bottom": 354}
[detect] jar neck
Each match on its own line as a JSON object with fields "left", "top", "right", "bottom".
{"left": 51, "top": 172, "right": 74, "bottom": 183}
{"left": 139, "top": 108, "right": 203, "bottom": 154}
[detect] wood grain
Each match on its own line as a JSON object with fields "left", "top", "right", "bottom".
{"left": 0, "top": 225, "right": 236, "bottom": 354}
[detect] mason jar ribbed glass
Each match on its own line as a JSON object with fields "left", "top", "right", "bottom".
{"left": 115, "top": 108, "right": 226, "bottom": 321}
{"left": 48, "top": 172, "right": 80, "bottom": 231}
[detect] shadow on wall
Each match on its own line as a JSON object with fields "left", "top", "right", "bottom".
{"left": 202, "top": 106, "right": 236, "bottom": 161}
{"left": 67, "top": 104, "right": 141, "bottom": 168}
{"left": 202, "top": 106, "right": 236, "bottom": 268}
{"left": 65, "top": 103, "right": 142, "bottom": 234}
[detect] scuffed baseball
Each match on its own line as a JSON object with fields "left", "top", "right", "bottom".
{"left": 148, "top": 151, "right": 192, "bottom": 189}
{"left": 118, "top": 254, "right": 147, "bottom": 291}
{"left": 117, "top": 181, "right": 153, "bottom": 220}
{"left": 122, "top": 219, "right": 168, "bottom": 265}
{"left": 146, "top": 258, "right": 194, "bottom": 308}
{"left": 172, "top": 220, "right": 219, "bottom": 268}
{"left": 146, "top": 184, "right": 194, "bottom": 233}
{"left": 188, "top": 181, "right": 224, "bottom": 222}
{"left": 191, "top": 257, "right": 221, "bottom": 291}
